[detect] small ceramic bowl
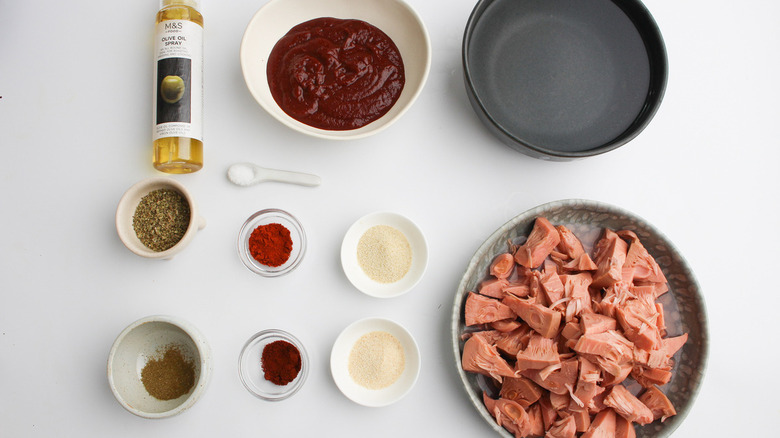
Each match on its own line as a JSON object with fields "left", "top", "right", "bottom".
{"left": 238, "top": 329, "right": 310, "bottom": 401}
{"left": 330, "top": 317, "right": 421, "bottom": 407}
{"left": 107, "top": 315, "right": 212, "bottom": 419}
{"left": 341, "top": 211, "right": 428, "bottom": 298}
{"left": 239, "top": 0, "right": 431, "bottom": 140}
{"left": 237, "top": 209, "right": 306, "bottom": 277}
{"left": 116, "top": 177, "right": 206, "bottom": 259}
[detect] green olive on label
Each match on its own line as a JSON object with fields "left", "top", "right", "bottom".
{"left": 160, "top": 75, "right": 186, "bottom": 104}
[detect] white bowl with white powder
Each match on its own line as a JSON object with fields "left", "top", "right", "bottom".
{"left": 330, "top": 317, "right": 421, "bottom": 407}
{"left": 340, "top": 211, "right": 428, "bottom": 298}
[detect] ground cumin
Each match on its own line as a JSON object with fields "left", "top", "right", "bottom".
{"left": 140, "top": 344, "right": 196, "bottom": 400}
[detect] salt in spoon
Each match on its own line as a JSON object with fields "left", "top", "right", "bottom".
{"left": 227, "top": 162, "right": 321, "bottom": 187}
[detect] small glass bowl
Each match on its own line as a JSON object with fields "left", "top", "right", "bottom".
{"left": 237, "top": 209, "right": 306, "bottom": 277}
{"left": 238, "top": 329, "right": 309, "bottom": 401}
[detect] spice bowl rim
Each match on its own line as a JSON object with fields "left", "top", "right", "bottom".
{"left": 238, "top": 328, "right": 310, "bottom": 401}
{"left": 340, "top": 211, "right": 428, "bottom": 298}
{"left": 106, "top": 314, "right": 213, "bottom": 419}
{"left": 239, "top": 0, "right": 431, "bottom": 140}
{"left": 115, "top": 177, "right": 207, "bottom": 260}
{"left": 330, "top": 317, "right": 421, "bottom": 407}
{"left": 237, "top": 208, "right": 307, "bottom": 277}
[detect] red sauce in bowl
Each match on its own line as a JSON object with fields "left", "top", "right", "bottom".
{"left": 267, "top": 17, "right": 405, "bottom": 130}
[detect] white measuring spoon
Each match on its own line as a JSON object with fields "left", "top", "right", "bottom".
{"left": 227, "top": 162, "right": 321, "bottom": 187}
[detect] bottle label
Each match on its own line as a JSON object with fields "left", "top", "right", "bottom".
{"left": 153, "top": 19, "right": 203, "bottom": 141}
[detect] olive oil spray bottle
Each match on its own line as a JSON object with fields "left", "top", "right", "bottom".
{"left": 152, "top": 0, "right": 204, "bottom": 173}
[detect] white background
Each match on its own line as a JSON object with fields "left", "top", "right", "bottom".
{"left": 1, "top": 0, "right": 779, "bottom": 436}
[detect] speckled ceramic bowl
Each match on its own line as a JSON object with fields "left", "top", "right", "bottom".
{"left": 451, "top": 199, "right": 708, "bottom": 438}
{"left": 107, "top": 315, "right": 212, "bottom": 419}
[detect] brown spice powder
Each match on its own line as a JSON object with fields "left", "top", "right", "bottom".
{"left": 140, "top": 344, "right": 196, "bottom": 400}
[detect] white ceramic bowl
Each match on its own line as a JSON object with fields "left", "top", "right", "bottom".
{"left": 116, "top": 177, "right": 206, "bottom": 260}
{"left": 239, "top": 0, "right": 431, "bottom": 140}
{"left": 238, "top": 329, "right": 310, "bottom": 401}
{"left": 107, "top": 315, "right": 212, "bottom": 419}
{"left": 330, "top": 317, "right": 420, "bottom": 407}
{"left": 341, "top": 211, "right": 428, "bottom": 298}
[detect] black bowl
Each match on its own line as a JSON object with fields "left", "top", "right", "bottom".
{"left": 463, "top": 0, "right": 667, "bottom": 160}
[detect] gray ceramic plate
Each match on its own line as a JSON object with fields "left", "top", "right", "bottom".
{"left": 451, "top": 199, "right": 707, "bottom": 438}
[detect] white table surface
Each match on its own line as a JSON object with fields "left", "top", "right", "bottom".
{"left": 1, "top": 0, "right": 779, "bottom": 436}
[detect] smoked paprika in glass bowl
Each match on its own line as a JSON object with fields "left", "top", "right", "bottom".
{"left": 237, "top": 209, "right": 306, "bottom": 277}
{"left": 238, "top": 329, "right": 309, "bottom": 401}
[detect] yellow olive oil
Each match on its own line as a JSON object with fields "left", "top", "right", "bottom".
{"left": 153, "top": 0, "right": 204, "bottom": 173}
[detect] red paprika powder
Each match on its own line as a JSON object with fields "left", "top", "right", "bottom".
{"left": 248, "top": 223, "right": 293, "bottom": 267}
{"left": 261, "top": 340, "right": 302, "bottom": 386}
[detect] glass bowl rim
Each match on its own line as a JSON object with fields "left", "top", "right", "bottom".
{"left": 238, "top": 328, "right": 310, "bottom": 401}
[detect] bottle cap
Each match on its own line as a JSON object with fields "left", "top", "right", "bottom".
{"left": 161, "top": 0, "right": 199, "bottom": 10}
